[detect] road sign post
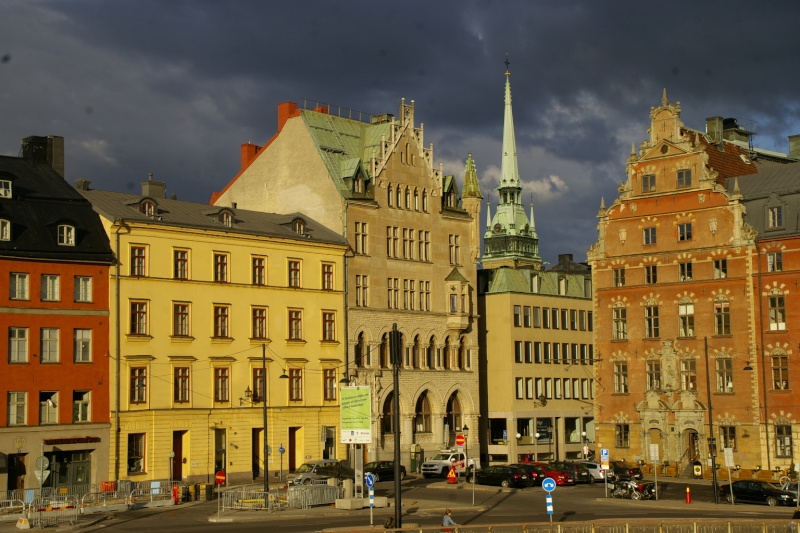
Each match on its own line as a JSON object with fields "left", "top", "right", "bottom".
{"left": 215, "top": 470, "right": 226, "bottom": 518}
{"left": 365, "top": 473, "right": 375, "bottom": 526}
{"left": 541, "top": 477, "right": 556, "bottom": 523}
{"left": 600, "top": 448, "right": 610, "bottom": 498}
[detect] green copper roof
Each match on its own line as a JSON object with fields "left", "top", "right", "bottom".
{"left": 462, "top": 152, "right": 483, "bottom": 199}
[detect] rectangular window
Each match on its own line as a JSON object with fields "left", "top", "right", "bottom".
{"left": 448, "top": 234, "right": 460, "bottom": 265}
{"left": 0, "top": 219, "right": 8, "bottom": 240}
{"left": 769, "top": 295, "right": 786, "bottom": 331}
{"left": 642, "top": 174, "right": 656, "bottom": 193}
{"left": 716, "top": 358, "right": 733, "bottom": 393}
{"left": 323, "top": 368, "right": 336, "bottom": 401}
{"left": 614, "top": 362, "right": 629, "bottom": 394}
{"left": 288, "top": 309, "right": 303, "bottom": 340}
{"left": 74, "top": 276, "right": 93, "bottom": 302}
{"left": 678, "top": 302, "right": 695, "bottom": 337}
{"left": 322, "top": 263, "right": 334, "bottom": 290}
{"left": 130, "top": 246, "right": 146, "bottom": 276}
{"left": 772, "top": 354, "right": 789, "bottom": 390}
{"left": 612, "top": 267, "right": 626, "bottom": 288}
{"left": 523, "top": 306, "right": 532, "bottom": 327}
{"left": 173, "top": 303, "right": 190, "bottom": 337}
{"left": 515, "top": 378, "right": 524, "bottom": 400}
{"left": 713, "top": 259, "right": 727, "bottom": 279}
{"left": 534, "top": 342, "right": 542, "bottom": 364}
{"left": 355, "top": 274, "right": 368, "bottom": 307}
{"left": 513, "top": 305, "right": 522, "bottom": 327}
{"left": 526, "top": 377, "right": 534, "bottom": 399}
{"left": 9, "top": 327, "right": 28, "bottom": 362}
{"left": 615, "top": 424, "right": 630, "bottom": 448}
{"left": 40, "top": 274, "right": 60, "bottom": 301}
{"left": 174, "top": 249, "right": 189, "bottom": 280}
{"left": 714, "top": 299, "right": 731, "bottom": 335}
{"left": 322, "top": 311, "right": 336, "bottom": 341}
{"left": 542, "top": 308, "right": 550, "bottom": 329}
{"left": 73, "top": 390, "right": 91, "bottom": 422}
{"left": 251, "top": 256, "right": 266, "bottom": 285}
{"left": 420, "top": 281, "right": 430, "bottom": 311}
{"left": 130, "top": 367, "right": 147, "bottom": 403}
{"left": 289, "top": 368, "right": 303, "bottom": 401}
{"left": 612, "top": 308, "right": 627, "bottom": 340}
{"left": 174, "top": 367, "right": 189, "bottom": 403}
{"left": 643, "top": 227, "right": 656, "bottom": 245}
{"left": 768, "top": 206, "right": 784, "bottom": 229}
{"left": 0, "top": 179, "right": 10, "bottom": 198}
{"left": 543, "top": 343, "right": 552, "bottom": 364}
{"left": 678, "top": 223, "right": 692, "bottom": 241}
{"left": 533, "top": 307, "right": 541, "bottom": 328}
{"left": 213, "top": 367, "right": 229, "bottom": 402}
{"left": 8, "top": 392, "right": 26, "bottom": 425}
{"left": 214, "top": 253, "right": 228, "bottom": 283}
{"left": 127, "top": 433, "right": 145, "bottom": 473}
{"left": 776, "top": 425, "right": 793, "bottom": 458}
{"left": 645, "top": 305, "right": 660, "bottom": 338}
{"left": 767, "top": 251, "right": 783, "bottom": 272}
{"left": 551, "top": 308, "right": 560, "bottom": 330}
{"left": 252, "top": 307, "right": 267, "bottom": 339}
{"left": 676, "top": 169, "right": 692, "bottom": 188}
{"left": 646, "top": 361, "right": 661, "bottom": 390}
{"left": 387, "top": 277, "right": 399, "bottom": 309}
{"left": 570, "top": 309, "right": 578, "bottom": 330}
{"left": 250, "top": 367, "right": 265, "bottom": 402}
{"left": 39, "top": 391, "right": 58, "bottom": 424}
{"left": 74, "top": 329, "right": 92, "bottom": 362}
{"left": 285, "top": 259, "right": 299, "bottom": 287}
{"left": 418, "top": 231, "right": 430, "bottom": 261}
{"left": 130, "top": 301, "right": 148, "bottom": 335}
{"left": 680, "top": 359, "right": 697, "bottom": 391}
{"left": 552, "top": 343, "right": 561, "bottom": 364}
{"left": 514, "top": 341, "right": 523, "bottom": 363}
{"left": 645, "top": 265, "right": 658, "bottom": 284}
{"left": 524, "top": 341, "right": 533, "bottom": 363}
{"left": 40, "top": 328, "right": 59, "bottom": 363}
{"left": 720, "top": 426, "right": 736, "bottom": 452}
{"left": 58, "top": 225, "right": 75, "bottom": 246}
{"left": 10, "top": 273, "right": 29, "bottom": 300}
{"left": 354, "top": 222, "right": 368, "bottom": 254}
{"left": 679, "top": 262, "right": 693, "bottom": 282}
{"left": 213, "top": 305, "right": 230, "bottom": 338}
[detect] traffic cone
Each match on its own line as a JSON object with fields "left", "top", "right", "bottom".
{"left": 685, "top": 485, "right": 692, "bottom": 504}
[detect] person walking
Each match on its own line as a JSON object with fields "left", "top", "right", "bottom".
{"left": 442, "top": 508, "right": 458, "bottom": 531}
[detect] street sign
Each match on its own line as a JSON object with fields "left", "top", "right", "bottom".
{"left": 34, "top": 470, "right": 50, "bottom": 484}
{"left": 546, "top": 493, "right": 554, "bottom": 515}
{"left": 365, "top": 473, "right": 375, "bottom": 488}
{"left": 215, "top": 470, "right": 226, "bottom": 485}
{"left": 279, "top": 445, "right": 286, "bottom": 455}
{"left": 649, "top": 443, "right": 660, "bottom": 462}
{"left": 455, "top": 434, "right": 466, "bottom": 447}
{"left": 723, "top": 447, "right": 734, "bottom": 468}
{"left": 35, "top": 456, "right": 49, "bottom": 471}
{"left": 541, "top": 477, "right": 556, "bottom": 492}
{"left": 600, "top": 448, "right": 609, "bottom": 469}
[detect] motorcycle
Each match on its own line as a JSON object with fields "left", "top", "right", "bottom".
{"left": 636, "top": 481, "right": 657, "bottom": 500}
{"left": 609, "top": 479, "right": 641, "bottom": 499}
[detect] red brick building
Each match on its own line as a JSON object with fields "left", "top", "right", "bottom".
{"left": 1, "top": 136, "right": 114, "bottom": 493}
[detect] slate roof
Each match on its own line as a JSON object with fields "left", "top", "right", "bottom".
{"left": 77, "top": 188, "right": 347, "bottom": 247}
{"left": 0, "top": 155, "right": 114, "bottom": 263}
{"left": 726, "top": 160, "right": 800, "bottom": 236}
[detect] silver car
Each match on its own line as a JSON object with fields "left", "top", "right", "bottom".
{"left": 579, "top": 461, "right": 606, "bottom": 481}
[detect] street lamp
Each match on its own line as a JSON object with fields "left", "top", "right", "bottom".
{"left": 582, "top": 431, "right": 588, "bottom": 460}
{"left": 704, "top": 337, "right": 719, "bottom": 504}
{"left": 534, "top": 432, "right": 541, "bottom": 462}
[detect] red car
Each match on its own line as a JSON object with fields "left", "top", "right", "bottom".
{"left": 532, "top": 462, "right": 574, "bottom": 485}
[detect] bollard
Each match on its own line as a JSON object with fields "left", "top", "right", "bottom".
{"left": 685, "top": 485, "right": 692, "bottom": 504}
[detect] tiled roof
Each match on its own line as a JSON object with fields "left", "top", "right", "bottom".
{"left": 690, "top": 131, "right": 758, "bottom": 181}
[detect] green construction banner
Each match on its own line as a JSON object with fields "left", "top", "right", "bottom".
{"left": 340, "top": 386, "right": 371, "bottom": 444}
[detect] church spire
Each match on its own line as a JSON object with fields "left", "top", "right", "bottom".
{"left": 499, "top": 53, "right": 521, "bottom": 189}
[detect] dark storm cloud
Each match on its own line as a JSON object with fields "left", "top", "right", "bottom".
{"left": 2, "top": 0, "right": 799, "bottom": 263}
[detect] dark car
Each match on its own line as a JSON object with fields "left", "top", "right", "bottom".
{"left": 532, "top": 462, "right": 574, "bottom": 486}
{"left": 720, "top": 480, "right": 799, "bottom": 506}
{"left": 510, "top": 463, "right": 547, "bottom": 486}
{"left": 467, "top": 465, "right": 529, "bottom": 488}
{"left": 364, "top": 461, "right": 406, "bottom": 482}
{"left": 550, "top": 461, "right": 594, "bottom": 484}
{"left": 609, "top": 461, "right": 643, "bottom": 481}
{"left": 314, "top": 460, "right": 355, "bottom": 481}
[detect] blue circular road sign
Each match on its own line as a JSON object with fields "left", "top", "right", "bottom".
{"left": 541, "top": 477, "right": 557, "bottom": 492}
{"left": 279, "top": 445, "right": 285, "bottom": 455}
{"left": 365, "top": 473, "right": 375, "bottom": 488}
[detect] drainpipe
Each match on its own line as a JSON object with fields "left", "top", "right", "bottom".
{"left": 755, "top": 240, "right": 771, "bottom": 470}
{"left": 112, "top": 219, "right": 129, "bottom": 484}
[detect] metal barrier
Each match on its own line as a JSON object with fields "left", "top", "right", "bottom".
{"left": 364, "top": 522, "right": 798, "bottom": 533}
{"left": 0, "top": 498, "right": 24, "bottom": 517}
{"left": 1, "top": 484, "right": 96, "bottom": 505}
{"left": 128, "top": 480, "right": 180, "bottom": 506}
{"left": 26, "top": 496, "right": 79, "bottom": 529}
{"left": 222, "top": 484, "right": 342, "bottom": 512}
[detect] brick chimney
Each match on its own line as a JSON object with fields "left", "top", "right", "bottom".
{"left": 22, "top": 135, "right": 65, "bottom": 177}
{"left": 705, "top": 117, "right": 723, "bottom": 144}
{"left": 241, "top": 143, "right": 261, "bottom": 169}
{"left": 789, "top": 134, "right": 800, "bottom": 158}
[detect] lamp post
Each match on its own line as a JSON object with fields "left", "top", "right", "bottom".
{"left": 534, "top": 432, "right": 541, "bottom": 462}
{"left": 704, "top": 337, "right": 719, "bottom": 504}
{"left": 582, "top": 431, "right": 587, "bottom": 460}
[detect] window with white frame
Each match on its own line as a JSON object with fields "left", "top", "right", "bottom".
{"left": 681, "top": 359, "right": 697, "bottom": 391}
{"left": 73, "top": 390, "right": 91, "bottom": 422}
{"left": 74, "top": 276, "right": 93, "bottom": 302}
{"left": 74, "top": 329, "right": 92, "bottom": 362}
{"left": 9, "top": 327, "right": 28, "bottom": 362}
{"left": 10, "top": 272, "right": 28, "bottom": 300}
{"left": 127, "top": 433, "right": 145, "bottom": 473}
{"left": 130, "top": 367, "right": 147, "bottom": 403}
{"left": 39, "top": 391, "right": 58, "bottom": 424}
{"left": 41, "top": 274, "right": 60, "bottom": 301}
{"left": 174, "top": 249, "right": 189, "bottom": 280}
{"left": 716, "top": 358, "right": 733, "bottom": 393}
{"left": 130, "top": 301, "right": 148, "bottom": 335}
{"left": 41, "top": 328, "right": 60, "bottom": 363}
{"left": 251, "top": 307, "right": 267, "bottom": 339}
{"left": 214, "top": 367, "right": 229, "bottom": 402}
{"left": 713, "top": 258, "right": 727, "bottom": 279}
{"left": 678, "top": 300, "right": 695, "bottom": 337}
{"left": 771, "top": 352, "right": 789, "bottom": 390}
{"left": 767, "top": 251, "right": 783, "bottom": 272}
{"left": 516, "top": 378, "right": 524, "bottom": 399}
{"left": 173, "top": 303, "right": 190, "bottom": 337}
{"left": 646, "top": 361, "right": 661, "bottom": 390}
{"left": 612, "top": 305, "right": 627, "bottom": 341}
{"left": 614, "top": 362, "right": 629, "bottom": 393}
{"left": 8, "top": 392, "right": 27, "bottom": 425}
{"left": 644, "top": 303, "right": 660, "bottom": 338}
{"left": 58, "top": 224, "right": 75, "bottom": 246}
{"left": 0, "top": 179, "right": 11, "bottom": 198}
{"left": 769, "top": 294, "right": 786, "bottom": 331}
{"left": 0, "top": 218, "right": 10, "bottom": 241}
{"left": 213, "top": 305, "right": 230, "bottom": 338}
{"left": 714, "top": 296, "right": 731, "bottom": 335}
{"left": 768, "top": 206, "right": 784, "bottom": 229}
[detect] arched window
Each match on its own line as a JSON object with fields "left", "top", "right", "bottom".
{"left": 457, "top": 337, "right": 466, "bottom": 369}
{"left": 381, "top": 392, "right": 395, "bottom": 435}
{"left": 396, "top": 186, "right": 402, "bottom": 207}
{"left": 414, "top": 189, "right": 419, "bottom": 211}
{"left": 422, "top": 190, "right": 428, "bottom": 212}
{"left": 414, "top": 392, "right": 431, "bottom": 433}
{"left": 446, "top": 393, "right": 462, "bottom": 433}
{"left": 427, "top": 336, "right": 436, "bottom": 369}
{"left": 405, "top": 187, "right": 411, "bottom": 209}
{"left": 387, "top": 185, "right": 393, "bottom": 207}
{"left": 443, "top": 337, "right": 451, "bottom": 370}
{"left": 355, "top": 332, "right": 366, "bottom": 368}
{"left": 412, "top": 335, "right": 420, "bottom": 369}
{"left": 380, "top": 333, "right": 389, "bottom": 368}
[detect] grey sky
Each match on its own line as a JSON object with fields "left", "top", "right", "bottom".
{"left": 3, "top": 0, "right": 799, "bottom": 264}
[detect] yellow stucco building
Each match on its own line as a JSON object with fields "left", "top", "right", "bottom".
{"left": 78, "top": 177, "right": 347, "bottom": 485}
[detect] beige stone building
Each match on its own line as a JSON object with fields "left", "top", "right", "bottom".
{"left": 212, "top": 99, "right": 482, "bottom": 469}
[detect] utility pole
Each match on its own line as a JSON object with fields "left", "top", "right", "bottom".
{"left": 390, "top": 324, "right": 402, "bottom": 528}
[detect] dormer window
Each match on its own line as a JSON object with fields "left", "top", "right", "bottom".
{"left": 219, "top": 211, "right": 233, "bottom": 227}
{"left": 0, "top": 219, "right": 10, "bottom": 241}
{"left": 292, "top": 218, "right": 306, "bottom": 234}
{"left": 354, "top": 177, "right": 363, "bottom": 193}
{"left": 58, "top": 225, "right": 75, "bottom": 246}
{"left": 139, "top": 200, "right": 156, "bottom": 217}
{"left": 0, "top": 179, "right": 11, "bottom": 198}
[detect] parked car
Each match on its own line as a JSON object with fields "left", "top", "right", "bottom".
{"left": 509, "top": 463, "right": 547, "bottom": 486}
{"left": 364, "top": 461, "right": 406, "bottom": 482}
{"left": 609, "top": 461, "right": 643, "bottom": 481}
{"left": 720, "top": 480, "right": 799, "bottom": 506}
{"left": 288, "top": 459, "right": 354, "bottom": 485}
{"left": 550, "top": 461, "right": 594, "bottom": 483}
{"left": 466, "top": 465, "right": 529, "bottom": 488}
{"left": 421, "top": 450, "right": 466, "bottom": 478}
{"left": 578, "top": 461, "right": 606, "bottom": 482}
{"left": 532, "top": 462, "right": 574, "bottom": 486}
